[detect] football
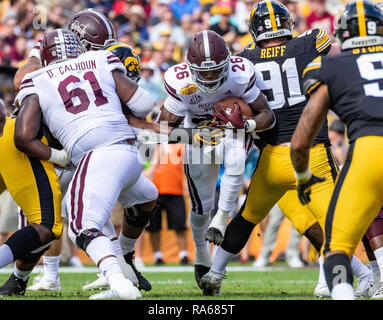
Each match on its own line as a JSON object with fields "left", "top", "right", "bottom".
{"left": 217, "top": 96, "right": 253, "bottom": 120}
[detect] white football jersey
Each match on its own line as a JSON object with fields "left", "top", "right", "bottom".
{"left": 16, "top": 50, "right": 135, "bottom": 157}
{"left": 163, "top": 56, "right": 264, "bottom": 128}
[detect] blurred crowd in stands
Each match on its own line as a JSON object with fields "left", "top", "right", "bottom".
{"left": 0, "top": 0, "right": 344, "bottom": 113}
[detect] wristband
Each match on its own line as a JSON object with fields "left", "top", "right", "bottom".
{"left": 294, "top": 167, "right": 312, "bottom": 183}
{"left": 245, "top": 119, "right": 257, "bottom": 132}
{"left": 49, "top": 148, "right": 70, "bottom": 167}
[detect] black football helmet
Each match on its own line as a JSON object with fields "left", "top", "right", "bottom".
{"left": 248, "top": 0, "right": 293, "bottom": 45}
{"left": 334, "top": 0, "right": 383, "bottom": 50}
{"left": 103, "top": 42, "right": 141, "bottom": 83}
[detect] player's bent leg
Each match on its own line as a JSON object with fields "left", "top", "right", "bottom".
{"left": 323, "top": 138, "right": 383, "bottom": 299}
{"left": 184, "top": 159, "right": 220, "bottom": 287}
{"left": 69, "top": 227, "right": 141, "bottom": 300}
{"left": 206, "top": 138, "right": 246, "bottom": 245}
{"left": 201, "top": 213, "right": 256, "bottom": 296}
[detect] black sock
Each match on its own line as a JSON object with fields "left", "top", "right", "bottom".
{"left": 323, "top": 253, "right": 353, "bottom": 292}
{"left": 221, "top": 214, "right": 255, "bottom": 254}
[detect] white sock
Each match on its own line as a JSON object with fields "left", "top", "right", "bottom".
{"left": 218, "top": 173, "right": 244, "bottom": 212}
{"left": 374, "top": 247, "right": 383, "bottom": 282}
{"left": 86, "top": 236, "right": 121, "bottom": 279}
{"left": 369, "top": 260, "right": 381, "bottom": 284}
{"left": 13, "top": 264, "right": 32, "bottom": 281}
{"left": 317, "top": 256, "right": 327, "bottom": 286}
{"left": 351, "top": 255, "right": 370, "bottom": 279}
{"left": 154, "top": 251, "right": 163, "bottom": 260}
{"left": 179, "top": 250, "right": 188, "bottom": 259}
{"left": 210, "top": 209, "right": 230, "bottom": 234}
{"left": 0, "top": 244, "right": 14, "bottom": 268}
{"left": 43, "top": 255, "right": 61, "bottom": 282}
{"left": 331, "top": 282, "right": 355, "bottom": 300}
{"left": 189, "top": 213, "right": 210, "bottom": 251}
{"left": 210, "top": 247, "right": 233, "bottom": 274}
{"left": 118, "top": 232, "right": 136, "bottom": 255}
{"left": 110, "top": 237, "right": 123, "bottom": 256}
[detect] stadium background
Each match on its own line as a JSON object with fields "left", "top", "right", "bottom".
{"left": 0, "top": 0, "right": 369, "bottom": 265}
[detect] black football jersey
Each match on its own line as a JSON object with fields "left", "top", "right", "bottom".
{"left": 303, "top": 45, "right": 383, "bottom": 143}
{"left": 239, "top": 28, "right": 331, "bottom": 145}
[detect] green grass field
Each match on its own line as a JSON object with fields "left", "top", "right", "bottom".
{"left": 0, "top": 262, "right": 327, "bottom": 300}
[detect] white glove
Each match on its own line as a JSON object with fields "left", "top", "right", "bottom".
{"left": 49, "top": 148, "right": 71, "bottom": 167}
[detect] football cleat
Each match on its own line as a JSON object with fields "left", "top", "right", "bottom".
{"left": 124, "top": 251, "right": 152, "bottom": 291}
{"left": 354, "top": 272, "right": 374, "bottom": 298}
{"left": 313, "top": 282, "right": 331, "bottom": 298}
{"left": 82, "top": 273, "right": 109, "bottom": 291}
{"left": 88, "top": 278, "right": 141, "bottom": 300}
{"left": 371, "top": 281, "right": 383, "bottom": 299}
{"left": 194, "top": 265, "right": 211, "bottom": 289}
{"left": 28, "top": 277, "right": 61, "bottom": 291}
{"left": 200, "top": 269, "right": 226, "bottom": 296}
{"left": 0, "top": 273, "right": 28, "bottom": 297}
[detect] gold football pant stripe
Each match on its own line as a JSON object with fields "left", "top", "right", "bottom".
{"left": 323, "top": 136, "right": 383, "bottom": 258}
{"left": 240, "top": 143, "right": 337, "bottom": 235}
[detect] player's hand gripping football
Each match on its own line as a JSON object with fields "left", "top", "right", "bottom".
{"left": 297, "top": 175, "right": 326, "bottom": 205}
{"left": 213, "top": 102, "right": 245, "bottom": 129}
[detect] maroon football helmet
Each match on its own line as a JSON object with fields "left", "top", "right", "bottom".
{"left": 40, "top": 29, "right": 85, "bottom": 67}
{"left": 186, "top": 30, "right": 231, "bottom": 93}
{"left": 68, "top": 9, "right": 116, "bottom": 51}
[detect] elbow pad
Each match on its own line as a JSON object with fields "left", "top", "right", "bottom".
{"left": 125, "top": 86, "right": 154, "bottom": 118}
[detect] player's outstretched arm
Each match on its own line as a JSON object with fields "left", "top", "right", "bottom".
{"left": 14, "top": 94, "right": 69, "bottom": 167}
{"left": 290, "top": 84, "right": 330, "bottom": 204}
{"left": 13, "top": 57, "right": 41, "bottom": 91}
{"left": 290, "top": 84, "right": 330, "bottom": 173}
{"left": 0, "top": 99, "right": 5, "bottom": 137}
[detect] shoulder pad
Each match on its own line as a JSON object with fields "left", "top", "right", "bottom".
{"left": 302, "top": 56, "right": 323, "bottom": 96}
{"left": 164, "top": 63, "right": 193, "bottom": 101}
{"left": 314, "top": 28, "right": 332, "bottom": 54}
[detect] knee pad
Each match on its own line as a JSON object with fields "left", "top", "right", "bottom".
{"left": 124, "top": 202, "right": 161, "bottom": 228}
{"left": 76, "top": 228, "right": 100, "bottom": 251}
{"left": 5, "top": 225, "right": 42, "bottom": 261}
{"left": 20, "top": 242, "right": 52, "bottom": 264}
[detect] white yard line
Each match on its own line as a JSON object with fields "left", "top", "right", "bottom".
{"left": 0, "top": 265, "right": 312, "bottom": 274}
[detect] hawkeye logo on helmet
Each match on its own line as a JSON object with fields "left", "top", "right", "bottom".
{"left": 351, "top": 37, "right": 378, "bottom": 46}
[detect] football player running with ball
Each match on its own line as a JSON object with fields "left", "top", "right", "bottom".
{"left": 201, "top": 0, "right": 372, "bottom": 297}
{"left": 156, "top": 30, "right": 275, "bottom": 289}
{"left": 291, "top": 0, "right": 383, "bottom": 299}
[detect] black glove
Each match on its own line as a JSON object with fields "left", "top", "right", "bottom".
{"left": 297, "top": 175, "right": 326, "bottom": 205}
